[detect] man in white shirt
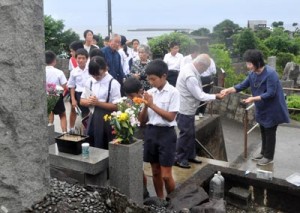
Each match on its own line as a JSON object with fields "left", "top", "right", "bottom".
{"left": 163, "top": 41, "right": 183, "bottom": 86}
{"left": 45, "top": 51, "right": 68, "bottom": 133}
{"left": 174, "top": 54, "right": 224, "bottom": 169}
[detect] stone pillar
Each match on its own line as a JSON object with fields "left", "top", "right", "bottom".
{"left": 0, "top": 1, "right": 49, "bottom": 212}
{"left": 109, "top": 140, "right": 143, "bottom": 206}
{"left": 268, "top": 56, "right": 276, "bottom": 70}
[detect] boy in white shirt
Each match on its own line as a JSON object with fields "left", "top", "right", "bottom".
{"left": 45, "top": 51, "right": 67, "bottom": 133}
{"left": 163, "top": 41, "right": 183, "bottom": 86}
{"left": 139, "top": 59, "right": 180, "bottom": 199}
{"left": 67, "top": 48, "right": 90, "bottom": 133}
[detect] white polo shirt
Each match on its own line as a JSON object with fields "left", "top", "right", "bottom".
{"left": 67, "top": 66, "right": 90, "bottom": 92}
{"left": 46, "top": 66, "right": 67, "bottom": 86}
{"left": 163, "top": 52, "right": 183, "bottom": 71}
{"left": 146, "top": 82, "right": 180, "bottom": 127}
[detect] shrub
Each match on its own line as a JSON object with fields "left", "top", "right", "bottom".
{"left": 148, "top": 32, "right": 196, "bottom": 59}
{"left": 210, "top": 44, "right": 245, "bottom": 88}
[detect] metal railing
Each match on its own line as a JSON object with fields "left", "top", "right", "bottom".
{"left": 242, "top": 103, "right": 258, "bottom": 158}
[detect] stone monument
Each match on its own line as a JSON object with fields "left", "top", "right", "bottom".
{"left": 267, "top": 56, "right": 276, "bottom": 70}
{"left": 0, "top": 1, "right": 49, "bottom": 212}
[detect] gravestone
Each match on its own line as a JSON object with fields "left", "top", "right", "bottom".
{"left": 267, "top": 56, "right": 276, "bottom": 70}
{"left": 0, "top": 1, "right": 49, "bottom": 212}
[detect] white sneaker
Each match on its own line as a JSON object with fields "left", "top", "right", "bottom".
{"left": 199, "top": 113, "right": 204, "bottom": 118}
{"left": 257, "top": 157, "right": 273, "bottom": 166}
{"left": 252, "top": 153, "right": 264, "bottom": 161}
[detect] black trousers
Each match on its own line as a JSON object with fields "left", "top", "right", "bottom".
{"left": 196, "top": 75, "right": 212, "bottom": 115}
{"left": 260, "top": 124, "right": 278, "bottom": 160}
{"left": 167, "top": 70, "right": 179, "bottom": 87}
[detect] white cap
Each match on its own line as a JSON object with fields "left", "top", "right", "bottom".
{"left": 82, "top": 143, "right": 89, "bottom": 147}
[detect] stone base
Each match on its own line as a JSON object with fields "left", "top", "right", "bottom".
{"left": 109, "top": 140, "right": 143, "bottom": 206}
{"left": 49, "top": 144, "right": 109, "bottom": 186}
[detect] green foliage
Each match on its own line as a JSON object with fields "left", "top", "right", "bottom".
{"left": 287, "top": 95, "right": 300, "bottom": 108}
{"left": 44, "top": 15, "right": 80, "bottom": 55}
{"left": 236, "top": 29, "right": 258, "bottom": 55}
{"left": 287, "top": 95, "right": 300, "bottom": 121}
{"left": 190, "top": 28, "right": 210, "bottom": 36}
{"left": 212, "top": 19, "right": 240, "bottom": 43}
{"left": 276, "top": 52, "right": 295, "bottom": 76}
{"left": 209, "top": 44, "right": 245, "bottom": 87}
{"left": 148, "top": 32, "right": 196, "bottom": 59}
{"left": 255, "top": 28, "right": 271, "bottom": 40}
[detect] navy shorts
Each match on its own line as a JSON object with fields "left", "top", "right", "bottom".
{"left": 143, "top": 125, "right": 177, "bottom": 167}
{"left": 52, "top": 95, "right": 65, "bottom": 115}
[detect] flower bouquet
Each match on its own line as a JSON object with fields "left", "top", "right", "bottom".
{"left": 46, "top": 83, "right": 63, "bottom": 115}
{"left": 104, "top": 97, "right": 146, "bottom": 144}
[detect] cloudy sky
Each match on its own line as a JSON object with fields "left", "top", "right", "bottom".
{"left": 44, "top": 0, "right": 300, "bottom": 43}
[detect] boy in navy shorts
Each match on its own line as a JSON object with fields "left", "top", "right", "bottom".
{"left": 139, "top": 59, "right": 180, "bottom": 198}
{"left": 45, "top": 51, "right": 68, "bottom": 133}
{"left": 67, "top": 48, "right": 90, "bottom": 133}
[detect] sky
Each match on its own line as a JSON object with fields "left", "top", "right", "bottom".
{"left": 44, "top": 0, "right": 300, "bottom": 43}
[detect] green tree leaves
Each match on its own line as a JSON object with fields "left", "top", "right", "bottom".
{"left": 44, "top": 15, "right": 80, "bottom": 55}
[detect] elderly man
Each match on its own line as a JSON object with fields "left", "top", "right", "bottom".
{"left": 175, "top": 54, "right": 224, "bottom": 168}
{"left": 101, "top": 34, "right": 125, "bottom": 90}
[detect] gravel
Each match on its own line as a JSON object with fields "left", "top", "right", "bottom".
{"left": 26, "top": 178, "right": 175, "bottom": 213}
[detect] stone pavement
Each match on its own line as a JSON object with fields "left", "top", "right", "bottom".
{"left": 54, "top": 102, "right": 300, "bottom": 197}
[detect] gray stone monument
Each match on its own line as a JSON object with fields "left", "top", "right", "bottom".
{"left": 267, "top": 56, "right": 276, "bottom": 70}
{"left": 0, "top": 1, "right": 49, "bottom": 212}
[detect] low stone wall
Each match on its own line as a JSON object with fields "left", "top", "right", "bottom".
{"left": 211, "top": 87, "right": 256, "bottom": 127}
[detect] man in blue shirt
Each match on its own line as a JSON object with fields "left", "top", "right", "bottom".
{"left": 221, "top": 49, "right": 289, "bottom": 166}
{"left": 101, "top": 34, "right": 125, "bottom": 94}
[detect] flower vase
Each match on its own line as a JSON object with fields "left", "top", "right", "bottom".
{"left": 109, "top": 138, "right": 143, "bottom": 206}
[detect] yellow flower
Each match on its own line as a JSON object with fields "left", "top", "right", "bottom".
{"left": 103, "top": 114, "right": 111, "bottom": 121}
{"left": 118, "top": 112, "right": 129, "bottom": 121}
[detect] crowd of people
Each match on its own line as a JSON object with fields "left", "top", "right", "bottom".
{"left": 45, "top": 29, "right": 289, "bottom": 199}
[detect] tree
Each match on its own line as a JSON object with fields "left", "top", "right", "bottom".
{"left": 236, "top": 29, "right": 258, "bottom": 55}
{"left": 44, "top": 15, "right": 80, "bottom": 55}
{"left": 212, "top": 19, "right": 240, "bottom": 43}
{"left": 148, "top": 32, "right": 196, "bottom": 59}
{"left": 209, "top": 44, "right": 245, "bottom": 87}
{"left": 271, "top": 21, "right": 284, "bottom": 28}
{"left": 190, "top": 28, "right": 210, "bottom": 36}
{"left": 264, "top": 28, "right": 300, "bottom": 55}
{"left": 255, "top": 28, "right": 271, "bottom": 40}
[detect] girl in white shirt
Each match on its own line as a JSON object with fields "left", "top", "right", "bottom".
{"left": 80, "top": 56, "right": 121, "bottom": 149}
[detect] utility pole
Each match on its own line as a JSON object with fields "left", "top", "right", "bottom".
{"left": 107, "top": 0, "right": 112, "bottom": 37}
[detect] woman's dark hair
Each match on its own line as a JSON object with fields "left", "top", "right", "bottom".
{"left": 123, "top": 77, "right": 142, "bottom": 94}
{"left": 243, "top": 49, "right": 265, "bottom": 69}
{"left": 145, "top": 59, "right": 168, "bottom": 77}
{"left": 83, "top": 29, "right": 93, "bottom": 38}
{"left": 89, "top": 56, "right": 106, "bottom": 76}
